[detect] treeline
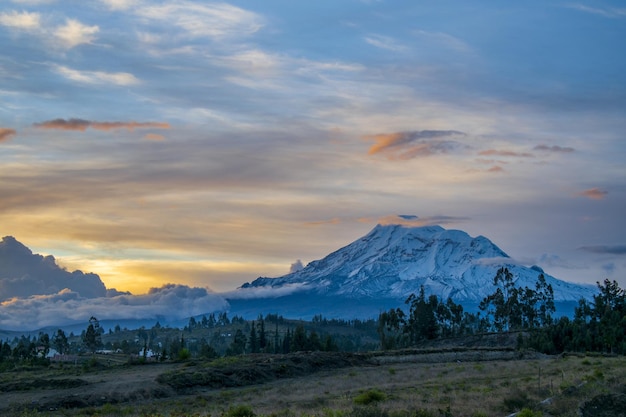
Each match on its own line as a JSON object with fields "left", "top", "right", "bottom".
{"left": 378, "top": 267, "right": 626, "bottom": 355}
{"left": 522, "top": 279, "right": 626, "bottom": 354}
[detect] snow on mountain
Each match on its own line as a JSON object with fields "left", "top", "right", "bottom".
{"left": 239, "top": 224, "right": 597, "bottom": 303}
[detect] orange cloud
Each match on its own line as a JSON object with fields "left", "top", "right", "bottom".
{"left": 143, "top": 133, "right": 166, "bottom": 141}
{"left": 33, "top": 118, "right": 170, "bottom": 131}
{"left": 479, "top": 149, "right": 533, "bottom": 157}
{"left": 364, "top": 130, "right": 465, "bottom": 160}
{"left": 578, "top": 188, "right": 608, "bottom": 200}
{"left": 0, "top": 128, "right": 17, "bottom": 142}
{"left": 487, "top": 165, "right": 505, "bottom": 173}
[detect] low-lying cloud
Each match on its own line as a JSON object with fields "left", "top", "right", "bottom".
{"left": 365, "top": 130, "right": 466, "bottom": 160}
{"left": 0, "top": 285, "right": 228, "bottom": 331}
{"left": 0, "top": 236, "right": 229, "bottom": 330}
{"left": 34, "top": 118, "right": 170, "bottom": 131}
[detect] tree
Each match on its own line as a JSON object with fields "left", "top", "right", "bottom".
{"left": 226, "top": 329, "right": 247, "bottom": 356}
{"left": 258, "top": 315, "right": 267, "bottom": 351}
{"left": 292, "top": 325, "right": 308, "bottom": 351}
{"left": 405, "top": 287, "right": 438, "bottom": 342}
{"left": 249, "top": 321, "right": 259, "bottom": 353}
{"left": 37, "top": 332, "right": 50, "bottom": 358}
{"left": 83, "top": 316, "right": 102, "bottom": 353}
{"left": 377, "top": 308, "right": 405, "bottom": 350}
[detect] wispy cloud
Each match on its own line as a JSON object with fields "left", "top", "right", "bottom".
{"left": 54, "top": 65, "right": 140, "bottom": 86}
{"left": 533, "top": 144, "right": 575, "bottom": 153}
{"left": 10, "top": 0, "right": 56, "bottom": 4}
{"left": 0, "top": 10, "right": 41, "bottom": 31}
{"left": 53, "top": 18, "right": 99, "bottom": 48}
{"left": 99, "top": 0, "right": 137, "bottom": 11}
{"left": 364, "top": 34, "right": 407, "bottom": 52}
{"left": 567, "top": 4, "right": 626, "bottom": 18}
{"left": 143, "top": 133, "right": 166, "bottom": 141}
{"left": 365, "top": 130, "right": 466, "bottom": 160}
{"left": 577, "top": 187, "right": 608, "bottom": 200}
{"left": 34, "top": 118, "right": 170, "bottom": 131}
{"left": 136, "top": 1, "right": 264, "bottom": 39}
{"left": 478, "top": 149, "right": 534, "bottom": 158}
{"left": 0, "top": 12, "right": 98, "bottom": 50}
{"left": 579, "top": 245, "right": 626, "bottom": 255}
{"left": 0, "top": 128, "right": 17, "bottom": 142}
{"left": 360, "top": 214, "right": 470, "bottom": 227}
{"left": 413, "top": 30, "right": 471, "bottom": 52}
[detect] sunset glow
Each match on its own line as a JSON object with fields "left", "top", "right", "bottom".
{"left": 1, "top": 0, "right": 624, "bottom": 297}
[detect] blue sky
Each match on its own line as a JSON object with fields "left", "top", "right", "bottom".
{"left": 1, "top": 0, "right": 625, "bottom": 296}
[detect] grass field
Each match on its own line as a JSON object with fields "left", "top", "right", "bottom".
{"left": 1, "top": 350, "right": 625, "bottom": 417}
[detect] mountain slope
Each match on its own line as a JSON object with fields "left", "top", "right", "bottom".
{"left": 238, "top": 224, "right": 596, "bottom": 304}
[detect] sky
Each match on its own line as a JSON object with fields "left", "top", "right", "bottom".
{"left": 1, "top": 0, "right": 625, "bottom": 303}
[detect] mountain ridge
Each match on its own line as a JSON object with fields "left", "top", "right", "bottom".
{"left": 238, "top": 224, "right": 597, "bottom": 305}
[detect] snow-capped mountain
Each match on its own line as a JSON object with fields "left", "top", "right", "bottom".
{"left": 237, "top": 224, "right": 597, "bottom": 305}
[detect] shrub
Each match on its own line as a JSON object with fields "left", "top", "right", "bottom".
{"left": 354, "top": 389, "right": 387, "bottom": 405}
{"left": 177, "top": 348, "right": 191, "bottom": 361}
{"left": 502, "top": 391, "right": 533, "bottom": 412}
{"left": 517, "top": 408, "right": 542, "bottom": 417}
{"left": 224, "top": 405, "right": 255, "bottom": 417}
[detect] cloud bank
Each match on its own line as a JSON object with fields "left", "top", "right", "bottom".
{"left": 0, "top": 237, "right": 227, "bottom": 330}
{"left": 0, "top": 285, "right": 228, "bottom": 331}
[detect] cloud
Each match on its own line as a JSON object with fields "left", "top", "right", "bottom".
{"left": 579, "top": 245, "right": 626, "bottom": 255}
{"left": 10, "top": 0, "right": 56, "bottom": 4}
{"left": 0, "top": 236, "right": 107, "bottom": 301}
{"left": 0, "top": 128, "right": 17, "bottom": 142}
{"left": 365, "top": 130, "right": 466, "bottom": 160}
{"left": 143, "top": 133, "right": 165, "bottom": 141}
{"left": 478, "top": 149, "right": 533, "bottom": 158}
{"left": 577, "top": 188, "right": 608, "bottom": 200}
{"left": 226, "top": 283, "right": 310, "bottom": 300}
{"left": 364, "top": 34, "right": 407, "bottom": 52}
{"left": 533, "top": 144, "right": 575, "bottom": 153}
{"left": 487, "top": 166, "right": 505, "bottom": 173}
{"left": 54, "top": 65, "right": 140, "bottom": 86}
{"left": 136, "top": 1, "right": 264, "bottom": 39}
{"left": 99, "top": 0, "right": 137, "bottom": 10}
{"left": 289, "top": 259, "right": 304, "bottom": 273}
{"left": 413, "top": 30, "right": 471, "bottom": 53}
{"left": 473, "top": 256, "right": 521, "bottom": 266}
{"left": 370, "top": 214, "right": 470, "bottom": 227}
{"left": 34, "top": 118, "right": 170, "bottom": 131}
{"left": 0, "top": 10, "right": 41, "bottom": 31}
{"left": 0, "top": 284, "right": 228, "bottom": 331}
{"left": 567, "top": 4, "right": 626, "bottom": 18}
{"left": 54, "top": 18, "right": 99, "bottom": 48}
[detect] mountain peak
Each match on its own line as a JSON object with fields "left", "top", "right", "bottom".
{"left": 240, "top": 223, "right": 595, "bottom": 304}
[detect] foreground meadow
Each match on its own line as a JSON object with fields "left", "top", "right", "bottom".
{"left": 1, "top": 350, "right": 625, "bottom": 417}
